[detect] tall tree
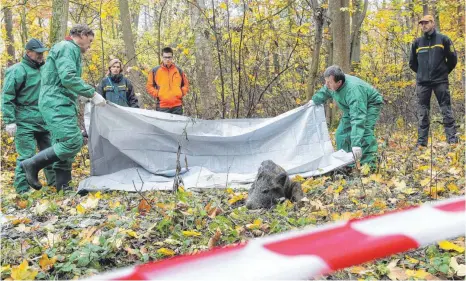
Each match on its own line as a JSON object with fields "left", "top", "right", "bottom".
{"left": 4, "top": 7, "right": 15, "bottom": 66}
{"left": 330, "top": 0, "right": 351, "bottom": 72}
{"left": 50, "top": 0, "right": 69, "bottom": 45}
{"left": 307, "top": 0, "right": 325, "bottom": 100}
{"left": 189, "top": 0, "right": 217, "bottom": 118}
{"left": 350, "top": 0, "right": 368, "bottom": 71}
{"left": 118, "top": 0, "right": 137, "bottom": 67}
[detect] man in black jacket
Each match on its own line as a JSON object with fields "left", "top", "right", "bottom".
{"left": 409, "top": 15, "right": 458, "bottom": 147}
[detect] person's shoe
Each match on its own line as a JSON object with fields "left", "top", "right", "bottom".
{"left": 414, "top": 143, "right": 427, "bottom": 151}
{"left": 20, "top": 147, "right": 60, "bottom": 190}
{"left": 54, "top": 169, "right": 72, "bottom": 192}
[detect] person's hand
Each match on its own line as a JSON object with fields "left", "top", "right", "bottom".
{"left": 352, "top": 147, "right": 362, "bottom": 161}
{"left": 5, "top": 123, "right": 17, "bottom": 137}
{"left": 91, "top": 92, "right": 106, "bottom": 106}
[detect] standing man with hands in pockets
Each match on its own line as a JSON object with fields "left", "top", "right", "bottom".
{"left": 409, "top": 15, "right": 458, "bottom": 147}
{"left": 20, "top": 24, "right": 106, "bottom": 192}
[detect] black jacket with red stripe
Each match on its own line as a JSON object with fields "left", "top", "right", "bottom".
{"left": 409, "top": 29, "right": 457, "bottom": 86}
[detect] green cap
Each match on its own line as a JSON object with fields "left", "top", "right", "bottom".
{"left": 25, "top": 38, "right": 49, "bottom": 53}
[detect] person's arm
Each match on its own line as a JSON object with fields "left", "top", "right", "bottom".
{"left": 126, "top": 80, "right": 139, "bottom": 108}
{"left": 146, "top": 70, "right": 158, "bottom": 98}
{"left": 1, "top": 66, "right": 24, "bottom": 125}
{"left": 348, "top": 87, "right": 368, "bottom": 148}
{"left": 311, "top": 85, "right": 333, "bottom": 105}
{"left": 56, "top": 46, "right": 95, "bottom": 98}
{"left": 181, "top": 72, "right": 189, "bottom": 96}
{"left": 443, "top": 37, "right": 457, "bottom": 73}
{"left": 409, "top": 40, "right": 418, "bottom": 73}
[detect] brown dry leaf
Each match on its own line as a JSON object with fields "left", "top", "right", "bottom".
{"left": 386, "top": 259, "right": 408, "bottom": 281}
{"left": 208, "top": 228, "right": 222, "bottom": 249}
{"left": 11, "top": 218, "right": 31, "bottom": 225}
{"left": 138, "top": 199, "right": 151, "bottom": 213}
{"left": 208, "top": 207, "right": 223, "bottom": 218}
{"left": 16, "top": 200, "right": 28, "bottom": 209}
{"left": 39, "top": 254, "right": 57, "bottom": 271}
{"left": 124, "top": 247, "right": 139, "bottom": 256}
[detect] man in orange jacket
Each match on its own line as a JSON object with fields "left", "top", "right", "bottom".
{"left": 146, "top": 47, "right": 189, "bottom": 115}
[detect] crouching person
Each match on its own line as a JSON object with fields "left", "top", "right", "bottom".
{"left": 20, "top": 24, "right": 106, "bottom": 192}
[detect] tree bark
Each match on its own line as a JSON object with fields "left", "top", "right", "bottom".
{"left": 50, "top": 0, "right": 69, "bottom": 45}
{"left": 118, "top": 0, "right": 137, "bottom": 67}
{"left": 350, "top": 0, "right": 368, "bottom": 72}
{"left": 307, "top": 0, "right": 325, "bottom": 100}
{"left": 330, "top": 0, "right": 351, "bottom": 72}
{"left": 20, "top": 6, "right": 28, "bottom": 46}
{"left": 189, "top": 0, "right": 217, "bottom": 118}
{"left": 4, "top": 7, "right": 15, "bottom": 66}
{"left": 422, "top": 0, "right": 429, "bottom": 16}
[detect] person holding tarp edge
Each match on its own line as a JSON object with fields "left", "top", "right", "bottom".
{"left": 20, "top": 24, "right": 106, "bottom": 192}
{"left": 146, "top": 47, "right": 189, "bottom": 115}
{"left": 308, "top": 65, "right": 384, "bottom": 171}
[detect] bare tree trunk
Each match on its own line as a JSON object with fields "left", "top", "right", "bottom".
{"left": 20, "top": 6, "right": 28, "bottom": 46}
{"left": 131, "top": 4, "right": 141, "bottom": 33}
{"left": 118, "top": 0, "right": 137, "bottom": 67}
{"left": 50, "top": 0, "right": 69, "bottom": 45}
{"left": 324, "top": 3, "right": 335, "bottom": 126}
{"left": 4, "top": 7, "right": 15, "bottom": 66}
{"left": 236, "top": 0, "right": 247, "bottom": 118}
{"left": 211, "top": 0, "right": 226, "bottom": 119}
{"left": 307, "top": 0, "right": 325, "bottom": 100}
{"left": 433, "top": 3, "right": 441, "bottom": 32}
{"left": 330, "top": 0, "right": 351, "bottom": 72}
{"left": 422, "top": 0, "right": 429, "bottom": 15}
{"left": 190, "top": 0, "right": 217, "bottom": 118}
{"left": 350, "top": 0, "right": 368, "bottom": 72}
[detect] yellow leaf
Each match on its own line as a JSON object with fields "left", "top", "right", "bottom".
{"left": 226, "top": 188, "right": 234, "bottom": 194}
{"left": 219, "top": 2, "right": 227, "bottom": 9}
{"left": 401, "top": 188, "right": 417, "bottom": 195}
{"left": 361, "top": 164, "right": 371, "bottom": 175}
{"left": 438, "top": 240, "right": 465, "bottom": 253}
{"left": 447, "top": 183, "right": 460, "bottom": 193}
{"left": 369, "top": 174, "right": 383, "bottom": 183}
{"left": 296, "top": 98, "right": 301, "bottom": 105}
{"left": 11, "top": 260, "right": 38, "bottom": 280}
{"left": 76, "top": 204, "right": 86, "bottom": 214}
{"left": 371, "top": 199, "right": 387, "bottom": 209}
{"left": 420, "top": 178, "right": 431, "bottom": 187}
{"left": 125, "top": 230, "right": 138, "bottom": 238}
{"left": 292, "top": 175, "right": 305, "bottom": 183}
{"left": 228, "top": 193, "right": 247, "bottom": 205}
{"left": 182, "top": 230, "right": 201, "bottom": 237}
{"left": 109, "top": 201, "right": 121, "bottom": 209}
{"left": 1, "top": 264, "right": 11, "bottom": 274}
{"left": 11, "top": 218, "right": 31, "bottom": 225}
{"left": 246, "top": 219, "right": 262, "bottom": 230}
{"left": 39, "top": 254, "right": 57, "bottom": 271}
{"left": 91, "top": 192, "right": 102, "bottom": 199}
{"left": 334, "top": 185, "right": 343, "bottom": 194}
{"left": 183, "top": 49, "right": 189, "bottom": 55}
{"left": 350, "top": 266, "right": 366, "bottom": 274}
{"left": 157, "top": 248, "right": 175, "bottom": 256}
{"left": 405, "top": 269, "right": 429, "bottom": 279}
{"left": 404, "top": 255, "right": 419, "bottom": 264}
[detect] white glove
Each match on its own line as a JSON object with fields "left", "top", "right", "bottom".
{"left": 5, "top": 123, "right": 17, "bottom": 137}
{"left": 352, "top": 147, "right": 362, "bottom": 161}
{"left": 91, "top": 92, "right": 106, "bottom": 106}
{"left": 307, "top": 100, "right": 315, "bottom": 107}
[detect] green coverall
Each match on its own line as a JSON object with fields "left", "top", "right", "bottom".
{"left": 2, "top": 55, "right": 55, "bottom": 193}
{"left": 39, "top": 39, "right": 95, "bottom": 172}
{"left": 312, "top": 74, "right": 384, "bottom": 168}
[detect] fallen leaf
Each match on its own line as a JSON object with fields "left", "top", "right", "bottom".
{"left": 138, "top": 199, "right": 151, "bottom": 213}
{"left": 157, "top": 248, "right": 175, "bottom": 256}
{"left": 11, "top": 218, "right": 31, "bottom": 225}
{"left": 39, "top": 254, "right": 57, "bottom": 271}
{"left": 406, "top": 269, "right": 440, "bottom": 280}
{"left": 11, "top": 260, "right": 38, "bottom": 280}
{"left": 438, "top": 240, "right": 465, "bottom": 253}
{"left": 208, "top": 228, "right": 222, "bottom": 249}
{"left": 76, "top": 204, "right": 86, "bottom": 214}
{"left": 450, "top": 257, "right": 466, "bottom": 277}
{"left": 182, "top": 230, "right": 202, "bottom": 237}
{"left": 16, "top": 200, "right": 28, "bottom": 209}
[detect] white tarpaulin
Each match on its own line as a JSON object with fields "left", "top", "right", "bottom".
{"left": 78, "top": 103, "right": 354, "bottom": 192}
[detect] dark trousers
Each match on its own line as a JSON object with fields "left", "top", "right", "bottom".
{"left": 157, "top": 105, "right": 183, "bottom": 115}
{"left": 416, "top": 83, "right": 457, "bottom": 146}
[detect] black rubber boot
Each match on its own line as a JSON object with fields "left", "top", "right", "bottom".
{"left": 20, "top": 147, "right": 60, "bottom": 190}
{"left": 55, "top": 169, "right": 72, "bottom": 192}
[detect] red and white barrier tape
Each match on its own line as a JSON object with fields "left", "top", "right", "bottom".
{"left": 88, "top": 197, "right": 465, "bottom": 280}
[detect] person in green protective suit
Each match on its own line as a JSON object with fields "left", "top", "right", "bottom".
{"left": 20, "top": 24, "right": 107, "bottom": 192}
{"left": 310, "top": 65, "right": 384, "bottom": 169}
{"left": 2, "top": 39, "right": 56, "bottom": 194}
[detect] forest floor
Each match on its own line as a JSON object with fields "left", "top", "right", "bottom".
{"left": 1, "top": 124, "right": 464, "bottom": 280}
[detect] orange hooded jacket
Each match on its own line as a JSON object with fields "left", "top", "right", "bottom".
{"left": 146, "top": 63, "right": 189, "bottom": 108}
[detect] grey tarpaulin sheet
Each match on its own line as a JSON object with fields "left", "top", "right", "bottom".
{"left": 78, "top": 103, "right": 354, "bottom": 192}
